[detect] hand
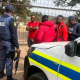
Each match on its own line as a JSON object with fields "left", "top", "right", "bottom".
{"left": 26, "top": 27, "right": 32, "bottom": 31}
{"left": 31, "top": 26, "right": 39, "bottom": 30}
{"left": 36, "top": 26, "right": 39, "bottom": 30}
{"left": 68, "top": 31, "right": 72, "bottom": 34}
{"left": 16, "top": 49, "right": 20, "bottom": 54}
{"left": 29, "top": 27, "right": 32, "bottom": 29}
{"left": 26, "top": 27, "right": 29, "bottom": 31}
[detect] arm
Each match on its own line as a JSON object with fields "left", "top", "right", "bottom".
{"left": 26, "top": 22, "right": 39, "bottom": 31}
{"left": 26, "top": 22, "right": 33, "bottom": 31}
{"left": 72, "top": 25, "right": 80, "bottom": 37}
{"left": 26, "top": 27, "right": 33, "bottom": 31}
{"left": 72, "top": 33, "right": 80, "bottom": 37}
{"left": 30, "top": 26, "right": 39, "bottom": 30}
{"left": 62, "top": 26, "right": 68, "bottom": 41}
{"left": 9, "top": 18, "right": 19, "bottom": 49}
{"left": 31, "top": 22, "right": 39, "bottom": 30}
{"left": 26, "top": 26, "right": 38, "bottom": 31}
{"left": 34, "top": 26, "right": 44, "bottom": 43}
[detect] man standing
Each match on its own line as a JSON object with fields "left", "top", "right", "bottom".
{"left": 26, "top": 15, "right": 39, "bottom": 47}
{"left": 34, "top": 15, "right": 55, "bottom": 43}
{"left": 55, "top": 15, "right": 68, "bottom": 41}
{"left": 0, "top": 5, "right": 20, "bottom": 80}
{"left": 68, "top": 16, "right": 80, "bottom": 41}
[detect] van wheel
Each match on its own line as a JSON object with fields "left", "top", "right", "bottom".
{"left": 28, "top": 72, "right": 48, "bottom": 80}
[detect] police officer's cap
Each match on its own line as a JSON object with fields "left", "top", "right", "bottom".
{"left": 6, "top": 5, "right": 14, "bottom": 12}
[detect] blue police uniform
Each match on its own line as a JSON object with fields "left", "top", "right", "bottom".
{"left": 0, "top": 12, "right": 19, "bottom": 80}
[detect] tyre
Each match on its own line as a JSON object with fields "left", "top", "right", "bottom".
{"left": 28, "top": 72, "right": 48, "bottom": 80}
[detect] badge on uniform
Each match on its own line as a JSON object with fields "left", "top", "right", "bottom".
{"left": 14, "top": 22, "right": 16, "bottom": 27}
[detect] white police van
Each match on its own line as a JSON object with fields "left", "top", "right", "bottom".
{"left": 24, "top": 38, "right": 80, "bottom": 80}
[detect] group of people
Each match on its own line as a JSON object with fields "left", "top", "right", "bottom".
{"left": 26, "top": 15, "right": 80, "bottom": 47}
{"left": 0, "top": 4, "right": 80, "bottom": 80}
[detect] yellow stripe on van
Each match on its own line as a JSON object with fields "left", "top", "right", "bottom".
{"left": 33, "top": 50, "right": 80, "bottom": 73}
{"left": 29, "top": 57, "right": 71, "bottom": 80}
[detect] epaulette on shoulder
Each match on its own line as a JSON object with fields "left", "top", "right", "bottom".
{"left": 10, "top": 18, "right": 15, "bottom": 22}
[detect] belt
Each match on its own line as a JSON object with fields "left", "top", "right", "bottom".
{"left": 1, "top": 37, "right": 10, "bottom": 42}
{"left": 2, "top": 37, "right": 6, "bottom": 41}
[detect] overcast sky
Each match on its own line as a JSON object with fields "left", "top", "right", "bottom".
{"left": 30, "top": 0, "right": 80, "bottom": 17}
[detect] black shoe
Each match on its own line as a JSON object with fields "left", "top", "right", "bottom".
{"left": 6, "top": 78, "right": 17, "bottom": 80}
{"left": 7, "top": 76, "right": 17, "bottom": 80}
{"left": 0, "top": 72, "right": 6, "bottom": 79}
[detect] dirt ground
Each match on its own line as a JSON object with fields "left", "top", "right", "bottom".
{"left": 1, "top": 45, "right": 29, "bottom": 80}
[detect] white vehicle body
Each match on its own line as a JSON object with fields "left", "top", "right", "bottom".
{"left": 24, "top": 38, "right": 80, "bottom": 80}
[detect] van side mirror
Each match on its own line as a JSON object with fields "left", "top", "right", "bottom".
{"left": 76, "top": 43, "right": 80, "bottom": 57}
{"left": 65, "top": 41, "right": 77, "bottom": 57}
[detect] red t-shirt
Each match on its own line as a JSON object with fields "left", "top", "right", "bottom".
{"left": 27, "top": 21, "right": 39, "bottom": 39}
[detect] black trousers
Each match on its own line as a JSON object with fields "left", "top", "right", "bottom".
{"left": 27, "top": 38, "right": 33, "bottom": 47}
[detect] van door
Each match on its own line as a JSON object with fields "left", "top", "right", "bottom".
{"left": 58, "top": 49, "right": 80, "bottom": 80}
{"left": 29, "top": 45, "right": 66, "bottom": 80}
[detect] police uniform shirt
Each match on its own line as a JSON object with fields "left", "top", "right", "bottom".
{"left": 1, "top": 13, "right": 19, "bottom": 49}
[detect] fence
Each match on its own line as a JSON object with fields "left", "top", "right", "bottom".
{"left": 0, "top": 0, "right": 80, "bottom": 45}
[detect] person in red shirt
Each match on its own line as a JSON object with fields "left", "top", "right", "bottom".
{"left": 26, "top": 15, "right": 39, "bottom": 47}
{"left": 34, "top": 15, "right": 55, "bottom": 44}
{"left": 55, "top": 15, "right": 68, "bottom": 41}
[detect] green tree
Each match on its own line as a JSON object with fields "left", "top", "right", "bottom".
{"left": 0, "top": 0, "right": 31, "bottom": 19}
{"left": 53, "top": 0, "right": 80, "bottom": 7}
{"left": 53, "top": 0, "right": 80, "bottom": 20}
{"left": 74, "top": 12, "right": 80, "bottom": 23}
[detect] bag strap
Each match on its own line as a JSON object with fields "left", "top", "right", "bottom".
{"left": 57, "top": 25, "right": 64, "bottom": 39}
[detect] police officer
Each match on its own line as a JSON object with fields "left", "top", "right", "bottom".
{"left": 0, "top": 5, "right": 20, "bottom": 80}
{"left": 68, "top": 16, "right": 80, "bottom": 41}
